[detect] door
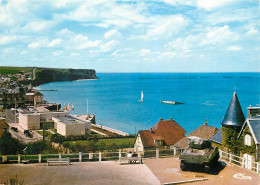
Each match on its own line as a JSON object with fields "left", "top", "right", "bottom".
{"left": 243, "top": 154, "right": 252, "bottom": 170}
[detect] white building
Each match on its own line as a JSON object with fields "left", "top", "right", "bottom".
{"left": 19, "top": 111, "right": 69, "bottom": 130}
{"left": 19, "top": 112, "right": 41, "bottom": 130}
{"left": 52, "top": 116, "right": 91, "bottom": 137}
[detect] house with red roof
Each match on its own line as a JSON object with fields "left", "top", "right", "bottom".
{"left": 134, "top": 118, "right": 186, "bottom": 153}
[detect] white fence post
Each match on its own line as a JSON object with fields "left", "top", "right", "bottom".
{"left": 229, "top": 153, "right": 232, "bottom": 163}
{"left": 173, "top": 147, "right": 176, "bottom": 157}
{"left": 79, "top": 152, "right": 82, "bottom": 162}
{"left": 257, "top": 162, "right": 259, "bottom": 173}
{"left": 18, "top": 154, "right": 21, "bottom": 164}
{"left": 156, "top": 148, "right": 159, "bottom": 159}
{"left": 119, "top": 149, "right": 121, "bottom": 161}
{"left": 242, "top": 158, "right": 244, "bottom": 168}
{"left": 99, "top": 152, "right": 102, "bottom": 162}
{"left": 38, "top": 154, "right": 41, "bottom": 163}
{"left": 219, "top": 150, "right": 222, "bottom": 159}
{"left": 59, "top": 153, "right": 61, "bottom": 159}
{"left": 89, "top": 153, "right": 93, "bottom": 160}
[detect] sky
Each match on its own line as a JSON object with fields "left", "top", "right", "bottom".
{"left": 0, "top": 0, "right": 259, "bottom": 72}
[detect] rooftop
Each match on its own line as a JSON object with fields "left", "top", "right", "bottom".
{"left": 210, "top": 129, "right": 223, "bottom": 145}
{"left": 174, "top": 124, "right": 218, "bottom": 149}
{"left": 54, "top": 116, "right": 88, "bottom": 125}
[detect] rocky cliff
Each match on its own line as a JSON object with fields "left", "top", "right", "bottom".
{"left": 33, "top": 68, "right": 97, "bottom": 86}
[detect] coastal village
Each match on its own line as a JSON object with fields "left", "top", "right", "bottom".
{"left": 0, "top": 67, "right": 259, "bottom": 184}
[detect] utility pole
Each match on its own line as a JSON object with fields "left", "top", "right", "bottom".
{"left": 42, "top": 120, "right": 45, "bottom": 149}
{"left": 14, "top": 98, "right": 16, "bottom": 124}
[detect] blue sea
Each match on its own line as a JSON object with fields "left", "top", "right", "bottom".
{"left": 38, "top": 73, "right": 260, "bottom": 134}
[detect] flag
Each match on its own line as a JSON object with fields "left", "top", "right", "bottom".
{"left": 66, "top": 103, "right": 70, "bottom": 112}
{"left": 72, "top": 104, "right": 74, "bottom": 111}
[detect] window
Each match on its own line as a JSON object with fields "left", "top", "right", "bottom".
{"left": 154, "top": 140, "right": 163, "bottom": 147}
{"left": 244, "top": 134, "right": 251, "bottom": 146}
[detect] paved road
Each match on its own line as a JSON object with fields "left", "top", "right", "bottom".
{"left": 0, "top": 161, "right": 160, "bottom": 185}
{"left": 144, "top": 157, "right": 260, "bottom": 185}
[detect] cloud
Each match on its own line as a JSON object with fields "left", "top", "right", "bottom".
{"left": 100, "top": 40, "right": 120, "bottom": 52}
{"left": 28, "top": 38, "right": 61, "bottom": 49}
{"left": 197, "top": 0, "right": 242, "bottom": 11}
{"left": 104, "top": 29, "right": 121, "bottom": 39}
{"left": 21, "top": 21, "right": 56, "bottom": 33}
{"left": 20, "top": 50, "right": 28, "bottom": 55}
{"left": 246, "top": 28, "right": 259, "bottom": 36}
{"left": 28, "top": 40, "right": 46, "bottom": 49}
{"left": 70, "top": 52, "right": 80, "bottom": 57}
{"left": 167, "top": 25, "right": 240, "bottom": 56}
{"left": 161, "top": 0, "right": 196, "bottom": 6}
{"left": 205, "top": 6, "right": 258, "bottom": 26}
{"left": 3, "top": 48, "right": 14, "bottom": 54}
{"left": 72, "top": 34, "right": 100, "bottom": 50}
{"left": 52, "top": 50, "right": 63, "bottom": 56}
{"left": 58, "top": 1, "right": 148, "bottom": 28}
{"left": 0, "top": 35, "right": 18, "bottom": 45}
{"left": 200, "top": 25, "right": 238, "bottom": 46}
{"left": 57, "top": 28, "right": 75, "bottom": 38}
{"left": 161, "top": 0, "right": 243, "bottom": 11}
{"left": 139, "top": 49, "right": 151, "bottom": 56}
{"left": 0, "top": 0, "right": 258, "bottom": 72}
{"left": 48, "top": 39, "right": 63, "bottom": 47}
{"left": 227, "top": 45, "right": 242, "bottom": 51}
{"left": 140, "top": 15, "right": 189, "bottom": 40}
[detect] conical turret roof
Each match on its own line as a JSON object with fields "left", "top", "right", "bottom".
{"left": 221, "top": 91, "right": 245, "bottom": 127}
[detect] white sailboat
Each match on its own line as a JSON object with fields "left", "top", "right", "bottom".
{"left": 138, "top": 91, "right": 144, "bottom": 102}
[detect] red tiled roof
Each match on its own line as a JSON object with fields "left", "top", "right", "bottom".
{"left": 174, "top": 124, "right": 218, "bottom": 149}
{"left": 139, "top": 130, "right": 157, "bottom": 148}
{"left": 138, "top": 119, "right": 186, "bottom": 148}
{"left": 152, "top": 135, "right": 164, "bottom": 141}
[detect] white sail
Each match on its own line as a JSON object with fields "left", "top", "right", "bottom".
{"left": 139, "top": 91, "right": 144, "bottom": 102}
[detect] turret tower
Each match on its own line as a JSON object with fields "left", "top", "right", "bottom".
{"left": 221, "top": 91, "right": 245, "bottom": 154}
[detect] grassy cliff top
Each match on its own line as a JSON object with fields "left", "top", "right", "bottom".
{"left": 0, "top": 66, "right": 34, "bottom": 75}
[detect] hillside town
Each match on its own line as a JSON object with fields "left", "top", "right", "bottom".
{"left": 0, "top": 69, "right": 259, "bottom": 184}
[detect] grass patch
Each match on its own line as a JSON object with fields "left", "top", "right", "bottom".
{"left": 36, "top": 130, "right": 53, "bottom": 137}
{"left": 63, "top": 138, "right": 135, "bottom": 152}
{"left": 50, "top": 128, "right": 57, "bottom": 133}
{"left": 67, "top": 138, "right": 135, "bottom": 146}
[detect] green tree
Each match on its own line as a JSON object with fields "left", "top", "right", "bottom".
{"left": 0, "top": 132, "right": 24, "bottom": 155}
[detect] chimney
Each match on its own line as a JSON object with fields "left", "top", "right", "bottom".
{"left": 150, "top": 128, "right": 153, "bottom": 133}
{"left": 170, "top": 117, "right": 173, "bottom": 120}
{"left": 160, "top": 118, "right": 163, "bottom": 121}
{"left": 204, "top": 118, "right": 208, "bottom": 126}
